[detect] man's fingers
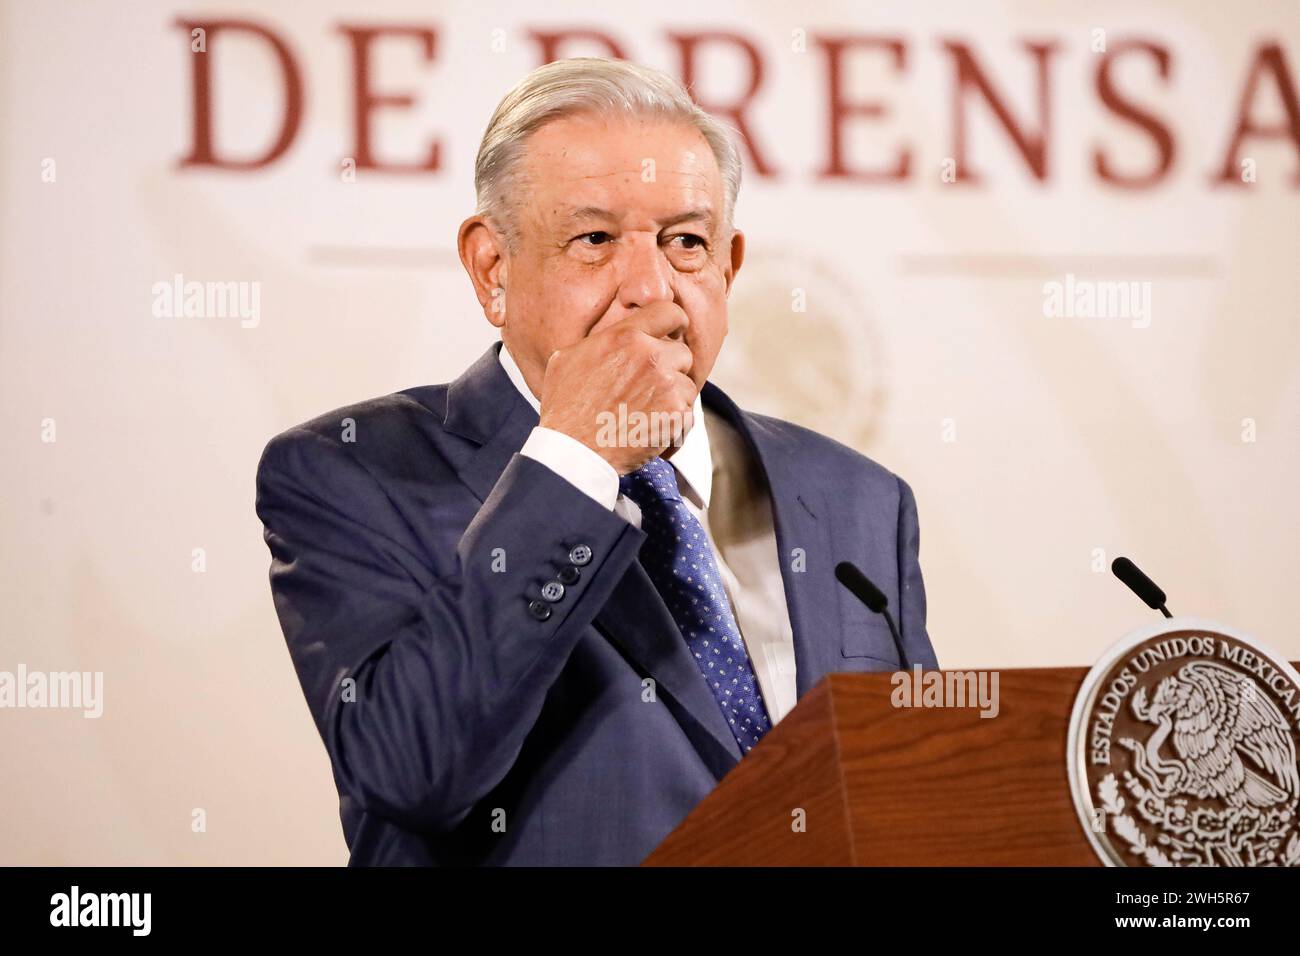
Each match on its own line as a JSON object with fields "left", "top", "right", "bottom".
{"left": 672, "top": 369, "right": 698, "bottom": 407}
{"left": 651, "top": 337, "right": 694, "bottom": 375}
{"left": 627, "top": 304, "right": 689, "bottom": 341}
{"left": 666, "top": 371, "right": 698, "bottom": 446}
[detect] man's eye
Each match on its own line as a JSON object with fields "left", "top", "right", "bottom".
{"left": 670, "top": 234, "right": 706, "bottom": 250}
{"left": 577, "top": 231, "right": 612, "bottom": 246}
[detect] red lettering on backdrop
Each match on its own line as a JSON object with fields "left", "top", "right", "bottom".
{"left": 169, "top": 21, "right": 1298, "bottom": 191}
{"left": 667, "top": 32, "right": 775, "bottom": 177}
{"left": 174, "top": 19, "right": 303, "bottom": 170}
{"left": 943, "top": 39, "right": 1058, "bottom": 183}
{"left": 1213, "top": 43, "right": 1300, "bottom": 185}
{"left": 1093, "top": 41, "right": 1175, "bottom": 188}
{"left": 337, "top": 25, "right": 441, "bottom": 172}
{"left": 814, "top": 36, "right": 910, "bottom": 182}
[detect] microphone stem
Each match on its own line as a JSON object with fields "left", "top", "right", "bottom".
{"left": 883, "top": 610, "right": 908, "bottom": 670}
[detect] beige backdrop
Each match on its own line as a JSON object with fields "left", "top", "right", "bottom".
{"left": 2, "top": 0, "right": 1297, "bottom": 864}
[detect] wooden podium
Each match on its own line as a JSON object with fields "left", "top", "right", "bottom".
{"left": 642, "top": 667, "right": 1103, "bottom": 866}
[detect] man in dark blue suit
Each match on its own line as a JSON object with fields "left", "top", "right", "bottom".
{"left": 256, "top": 57, "right": 939, "bottom": 866}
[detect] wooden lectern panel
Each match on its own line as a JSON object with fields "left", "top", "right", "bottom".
{"left": 644, "top": 659, "right": 1300, "bottom": 865}
{"left": 644, "top": 667, "right": 1098, "bottom": 866}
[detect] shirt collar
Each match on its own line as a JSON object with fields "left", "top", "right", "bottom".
{"left": 497, "top": 339, "right": 713, "bottom": 509}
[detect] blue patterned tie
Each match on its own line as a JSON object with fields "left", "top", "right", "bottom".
{"left": 619, "top": 456, "right": 772, "bottom": 753}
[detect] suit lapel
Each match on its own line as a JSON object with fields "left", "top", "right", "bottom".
{"left": 443, "top": 343, "right": 541, "bottom": 501}
{"left": 700, "top": 383, "right": 840, "bottom": 701}
{"left": 591, "top": 568, "right": 745, "bottom": 779}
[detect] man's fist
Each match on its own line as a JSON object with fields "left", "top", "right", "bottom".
{"left": 538, "top": 302, "right": 698, "bottom": 475}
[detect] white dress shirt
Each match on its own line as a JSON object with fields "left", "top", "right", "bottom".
{"left": 499, "top": 341, "right": 799, "bottom": 726}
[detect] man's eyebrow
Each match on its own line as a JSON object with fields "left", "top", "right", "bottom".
{"left": 559, "top": 206, "right": 616, "bottom": 223}
{"left": 660, "top": 208, "right": 715, "bottom": 231}
{"left": 557, "top": 206, "right": 715, "bottom": 231}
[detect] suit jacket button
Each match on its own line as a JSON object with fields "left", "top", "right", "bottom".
{"left": 527, "top": 599, "right": 552, "bottom": 622}
{"left": 541, "top": 580, "right": 565, "bottom": 602}
{"left": 568, "top": 544, "right": 592, "bottom": 566}
{"left": 557, "top": 565, "right": 580, "bottom": 585}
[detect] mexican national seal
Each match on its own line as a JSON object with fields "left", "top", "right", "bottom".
{"left": 1068, "top": 619, "right": 1300, "bottom": 866}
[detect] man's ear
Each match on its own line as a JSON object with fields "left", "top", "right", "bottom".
{"left": 458, "top": 215, "right": 509, "bottom": 328}
{"left": 723, "top": 227, "right": 745, "bottom": 297}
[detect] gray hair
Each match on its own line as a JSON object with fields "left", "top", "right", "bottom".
{"left": 473, "top": 57, "right": 743, "bottom": 253}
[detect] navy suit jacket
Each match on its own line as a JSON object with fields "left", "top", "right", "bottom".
{"left": 255, "top": 341, "right": 939, "bottom": 866}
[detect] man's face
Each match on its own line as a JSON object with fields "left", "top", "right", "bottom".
{"left": 463, "top": 111, "right": 744, "bottom": 397}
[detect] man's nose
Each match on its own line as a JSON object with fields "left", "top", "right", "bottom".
{"left": 616, "top": 233, "right": 675, "bottom": 311}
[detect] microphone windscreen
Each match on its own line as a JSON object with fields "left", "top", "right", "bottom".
{"left": 1111, "top": 556, "right": 1167, "bottom": 610}
{"left": 835, "top": 561, "right": 888, "bottom": 613}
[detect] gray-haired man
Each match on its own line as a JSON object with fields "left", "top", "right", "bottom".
{"left": 256, "top": 57, "right": 938, "bottom": 866}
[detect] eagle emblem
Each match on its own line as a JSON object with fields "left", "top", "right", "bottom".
{"left": 1069, "top": 623, "right": 1300, "bottom": 866}
{"left": 1119, "top": 662, "right": 1298, "bottom": 811}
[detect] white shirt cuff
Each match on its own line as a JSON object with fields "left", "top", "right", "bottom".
{"left": 519, "top": 426, "right": 620, "bottom": 511}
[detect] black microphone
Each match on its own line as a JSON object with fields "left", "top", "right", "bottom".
{"left": 834, "top": 561, "right": 908, "bottom": 668}
{"left": 1111, "top": 556, "right": 1173, "bottom": 618}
